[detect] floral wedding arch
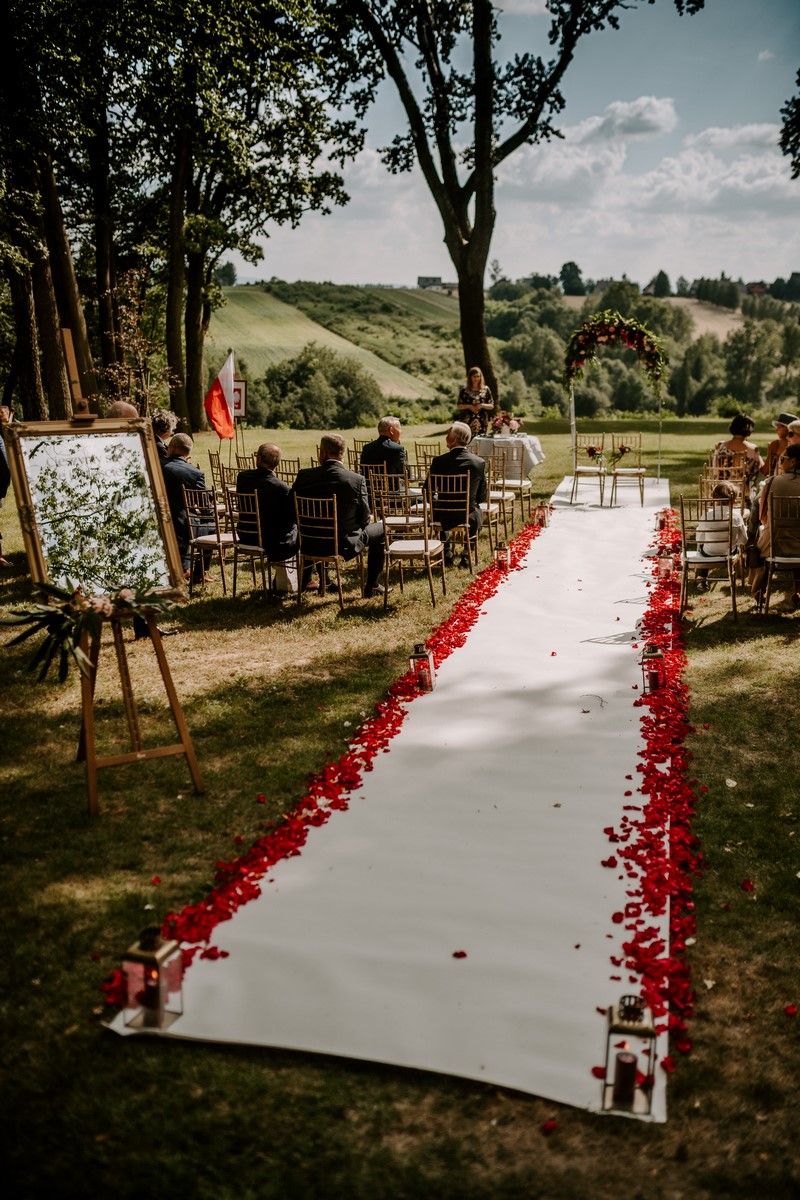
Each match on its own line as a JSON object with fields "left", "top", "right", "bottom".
{"left": 562, "top": 310, "right": 669, "bottom": 479}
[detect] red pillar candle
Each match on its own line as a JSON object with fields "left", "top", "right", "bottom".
{"left": 612, "top": 1051, "right": 638, "bottom": 1104}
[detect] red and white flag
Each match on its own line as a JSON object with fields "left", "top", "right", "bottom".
{"left": 203, "top": 351, "right": 235, "bottom": 439}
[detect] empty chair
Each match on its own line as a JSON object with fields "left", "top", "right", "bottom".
{"left": 570, "top": 434, "right": 606, "bottom": 506}
{"left": 678, "top": 496, "right": 741, "bottom": 620}
{"left": 496, "top": 437, "right": 533, "bottom": 521}
{"left": 236, "top": 452, "right": 256, "bottom": 469}
{"left": 380, "top": 491, "right": 446, "bottom": 608}
{"left": 609, "top": 433, "right": 646, "bottom": 506}
{"left": 274, "top": 457, "right": 301, "bottom": 485}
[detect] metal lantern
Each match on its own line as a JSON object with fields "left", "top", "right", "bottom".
{"left": 534, "top": 504, "right": 550, "bottom": 528}
{"left": 657, "top": 550, "right": 673, "bottom": 580}
{"left": 655, "top": 509, "right": 667, "bottom": 532}
{"left": 122, "top": 926, "right": 184, "bottom": 1030}
{"left": 494, "top": 541, "right": 511, "bottom": 570}
{"left": 409, "top": 643, "right": 435, "bottom": 692}
{"left": 602, "top": 994, "right": 657, "bottom": 1116}
{"left": 640, "top": 643, "right": 666, "bottom": 693}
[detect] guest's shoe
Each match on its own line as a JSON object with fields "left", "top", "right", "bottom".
{"left": 458, "top": 553, "right": 471, "bottom": 569}
{"left": 302, "top": 578, "right": 320, "bottom": 592}
{"left": 443, "top": 552, "right": 455, "bottom": 567}
{"left": 695, "top": 578, "right": 709, "bottom": 593}
{"left": 0, "top": 556, "right": 11, "bottom": 568}
{"left": 363, "top": 584, "right": 391, "bottom": 598}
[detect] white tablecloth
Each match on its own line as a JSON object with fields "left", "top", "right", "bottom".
{"left": 473, "top": 434, "right": 545, "bottom": 474}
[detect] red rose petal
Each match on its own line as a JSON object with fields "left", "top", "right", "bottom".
{"left": 150, "top": 876, "right": 161, "bottom": 885}
{"left": 784, "top": 1004, "right": 798, "bottom": 1017}
{"left": 740, "top": 879, "right": 755, "bottom": 892}
{"left": 452, "top": 950, "right": 467, "bottom": 959}
{"left": 591, "top": 1066, "right": 606, "bottom": 1079}
{"left": 541, "top": 1119, "right": 558, "bottom": 1136}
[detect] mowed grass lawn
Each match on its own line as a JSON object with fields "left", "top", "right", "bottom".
{"left": 1, "top": 420, "right": 798, "bottom": 1200}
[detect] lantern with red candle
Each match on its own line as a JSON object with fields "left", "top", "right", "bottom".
{"left": 601, "top": 995, "right": 657, "bottom": 1115}
{"left": 640, "top": 643, "right": 666, "bottom": 694}
{"left": 121, "top": 926, "right": 183, "bottom": 1030}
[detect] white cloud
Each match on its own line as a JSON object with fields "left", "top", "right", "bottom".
{"left": 494, "top": 0, "right": 549, "bottom": 14}
{"left": 757, "top": 49, "right": 774, "bottom": 62}
{"left": 571, "top": 97, "right": 678, "bottom": 143}
{"left": 497, "top": 140, "right": 626, "bottom": 201}
{"left": 684, "top": 123, "right": 780, "bottom": 152}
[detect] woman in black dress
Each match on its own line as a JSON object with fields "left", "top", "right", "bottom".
{"left": 456, "top": 367, "right": 494, "bottom": 437}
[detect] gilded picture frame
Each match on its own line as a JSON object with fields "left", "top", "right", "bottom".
{"left": 4, "top": 418, "right": 188, "bottom": 602}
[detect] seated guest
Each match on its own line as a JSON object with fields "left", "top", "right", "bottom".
{"left": 162, "top": 433, "right": 214, "bottom": 580}
{"left": 360, "top": 416, "right": 408, "bottom": 479}
{"left": 152, "top": 409, "right": 178, "bottom": 463}
{"left": 751, "top": 442, "right": 800, "bottom": 606}
{"left": 236, "top": 442, "right": 297, "bottom": 561}
{"left": 712, "top": 413, "right": 763, "bottom": 501}
{"left": 291, "top": 433, "right": 386, "bottom": 597}
{"left": 763, "top": 412, "right": 797, "bottom": 476}
{"left": 427, "top": 421, "right": 487, "bottom": 567}
{"left": 695, "top": 481, "right": 747, "bottom": 591}
{"left": 107, "top": 400, "right": 139, "bottom": 418}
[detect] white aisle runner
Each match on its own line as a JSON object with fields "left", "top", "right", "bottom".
{"left": 114, "top": 479, "right": 672, "bottom": 1121}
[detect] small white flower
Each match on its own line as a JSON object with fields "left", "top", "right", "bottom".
{"left": 725, "top": 778, "right": 737, "bottom": 788}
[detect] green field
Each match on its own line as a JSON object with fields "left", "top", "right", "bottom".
{"left": 206, "top": 287, "right": 434, "bottom": 400}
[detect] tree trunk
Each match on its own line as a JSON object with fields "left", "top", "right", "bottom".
{"left": 88, "top": 102, "right": 121, "bottom": 379}
{"left": 39, "top": 153, "right": 97, "bottom": 402}
{"left": 6, "top": 267, "right": 48, "bottom": 420}
{"left": 165, "top": 130, "right": 191, "bottom": 427}
{"left": 184, "top": 247, "right": 207, "bottom": 431}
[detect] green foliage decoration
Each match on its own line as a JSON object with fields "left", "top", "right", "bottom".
{"left": 1, "top": 582, "right": 175, "bottom": 682}
{"left": 563, "top": 310, "right": 669, "bottom": 398}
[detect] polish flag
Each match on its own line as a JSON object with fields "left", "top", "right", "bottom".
{"left": 203, "top": 351, "right": 235, "bottom": 438}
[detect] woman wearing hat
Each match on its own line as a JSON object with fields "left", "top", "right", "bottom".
{"left": 763, "top": 412, "right": 798, "bottom": 476}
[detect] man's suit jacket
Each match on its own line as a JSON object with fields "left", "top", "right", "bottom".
{"left": 237, "top": 467, "right": 297, "bottom": 561}
{"left": 162, "top": 456, "right": 209, "bottom": 546}
{"left": 360, "top": 436, "right": 407, "bottom": 477}
{"left": 291, "top": 459, "right": 372, "bottom": 559}
{"left": 427, "top": 446, "right": 487, "bottom": 530}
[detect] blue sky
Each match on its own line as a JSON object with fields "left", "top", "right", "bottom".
{"left": 237, "top": 0, "right": 799, "bottom": 288}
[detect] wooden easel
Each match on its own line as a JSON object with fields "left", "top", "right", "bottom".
{"left": 76, "top": 612, "right": 204, "bottom": 816}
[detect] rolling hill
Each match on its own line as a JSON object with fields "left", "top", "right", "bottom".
{"left": 206, "top": 287, "right": 434, "bottom": 399}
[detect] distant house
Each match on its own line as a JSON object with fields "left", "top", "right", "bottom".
{"left": 745, "top": 281, "right": 768, "bottom": 296}
{"left": 593, "top": 279, "right": 613, "bottom": 294}
{"left": 417, "top": 275, "right": 458, "bottom": 293}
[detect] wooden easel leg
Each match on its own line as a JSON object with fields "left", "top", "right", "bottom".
{"left": 77, "top": 629, "right": 101, "bottom": 818}
{"left": 76, "top": 631, "right": 102, "bottom": 765}
{"left": 146, "top": 615, "right": 205, "bottom": 793}
{"left": 111, "top": 618, "right": 143, "bottom": 751}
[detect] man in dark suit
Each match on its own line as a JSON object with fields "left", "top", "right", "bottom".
{"left": 291, "top": 433, "right": 386, "bottom": 597}
{"left": 162, "top": 433, "right": 214, "bottom": 578}
{"left": 236, "top": 442, "right": 297, "bottom": 562}
{"left": 360, "top": 416, "right": 408, "bottom": 479}
{"left": 427, "top": 421, "right": 487, "bottom": 567}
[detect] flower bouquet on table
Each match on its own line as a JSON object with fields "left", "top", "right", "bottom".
{"left": 1, "top": 582, "right": 175, "bottom": 681}
{"left": 491, "top": 412, "right": 522, "bottom": 436}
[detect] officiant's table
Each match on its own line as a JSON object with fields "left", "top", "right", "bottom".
{"left": 472, "top": 433, "right": 545, "bottom": 475}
